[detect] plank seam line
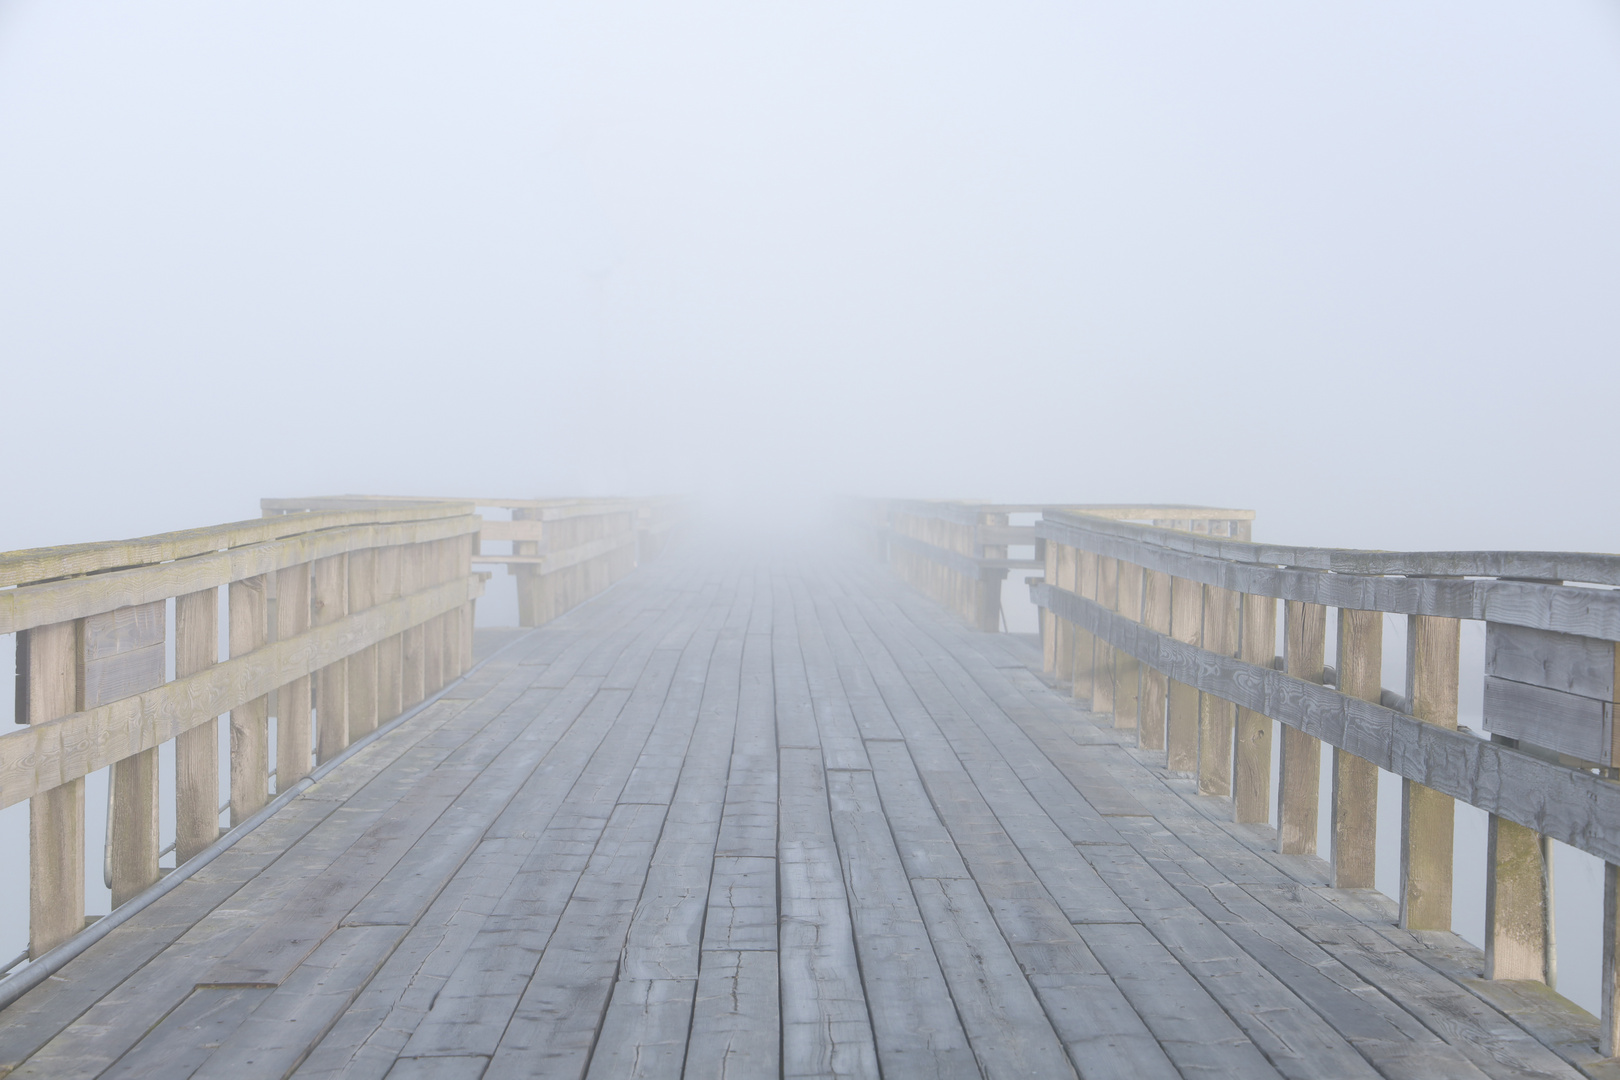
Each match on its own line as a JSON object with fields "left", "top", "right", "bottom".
{"left": 482, "top": 571, "right": 721, "bottom": 1071}
{"left": 562, "top": 571, "right": 735, "bottom": 1080}
{"left": 678, "top": 567, "right": 752, "bottom": 1077}
{"left": 813, "top": 567, "right": 987, "bottom": 1076}
{"left": 855, "top": 561, "right": 1271, "bottom": 1077}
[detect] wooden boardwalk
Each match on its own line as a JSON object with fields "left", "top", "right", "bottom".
{"left": 0, "top": 551, "right": 1595, "bottom": 1079}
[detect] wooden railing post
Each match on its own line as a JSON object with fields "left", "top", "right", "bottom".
{"left": 1165, "top": 576, "right": 1203, "bottom": 773}
{"left": 513, "top": 509, "right": 541, "bottom": 628}
{"left": 402, "top": 543, "right": 427, "bottom": 709}
{"left": 1139, "top": 570, "right": 1172, "bottom": 751}
{"left": 1400, "top": 613, "right": 1459, "bottom": 930}
{"left": 174, "top": 589, "right": 220, "bottom": 863}
{"left": 1233, "top": 593, "right": 1276, "bottom": 823}
{"left": 1053, "top": 545, "right": 1075, "bottom": 687}
{"left": 1332, "top": 608, "right": 1382, "bottom": 887}
{"left": 346, "top": 548, "right": 379, "bottom": 741}
{"left": 440, "top": 537, "right": 463, "bottom": 676}
{"left": 1279, "top": 601, "right": 1326, "bottom": 854}
{"left": 1041, "top": 539, "right": 1058, "bottom": 674}
{"left": 976, "top": 511, "right": 1006, "bottom": 633}
{"left": 1112, "top": 561, "right": 1143, "bottom": 731}
{"left": 26, "top": 620, "right": 84, "bottom": 958}
{"left": 1072, "top": 549, "right": 1098, "bottom": 702}
{"left": 1484, "top": 763, "right": 1553, "bottom": 983}
{"left": 96, "top": 601, "right": 165, "bottom": 907}
{"left": 228, "top": 576, "right": 270, "bottom": 825}
{"left": 1197, "top": 585, "right": 1239, "bottom": 797}
{"left": 375, "top": 545, "right": 404, "bottom": 724}
{"left": 460, "top": 532, "right": 475, "bottom": 674}
{"left": 313, "top": 553, "right": 349, "bottom": 763}
{"left": 423, "top": 540, "right": 446, "bottom": 694}
{"left": 275, "top": 565, "right": 313, "bottom": 789}
{"left": 1603, "top": 864, "right": 1620, "bottom": 1055}
{"left": 1091, "top": 557, "right": 1118, "bottom": 716}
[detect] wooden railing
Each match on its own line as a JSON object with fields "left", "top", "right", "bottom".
{"left": 1, "top": 501, "right": 482, "bottom": 962}
{"left": 265, "top": 495, "right": 684, "bottom": 628}
{"left": 859, "top": 499, "right": 1250, "bottom": 632}
{"left": 1016, "top": 507, "right": 1620, "bottom": 1055}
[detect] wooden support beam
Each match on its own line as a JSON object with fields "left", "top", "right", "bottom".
{"left": 976, "top": 511, "right": 1007, "bottom": 633}
{"left": 1054, "top": 545, "right": 1075, "bottom": 686}
{"left": 174, "top": 589, "right": 219, "bottom": 863}
{"left": 1484, "top": 774, "right": 1553, "bottom": 984}
{"left": 1197, "top": 584, "right": 1239, "bottom": 797}
{"left": 402, "top": 543, "right": 426, "bottom": 708}
{"left": 1139, "top": 570, "right": 1172, "bottom": 752}
{"left": 1279, "top": 601, "right": 1326, "bottom": 855}
{"left": 423, "top": 542, "right": 445, "bottom": 694}
{"left": 1604, "top": 863, "right": 1620, "bottom": 1056}
{"left": 89, "top": 601, "right": 165, "bottom": 907}
{"left": 1233, "top": 593, "right": 1276, "bottom": 824}
{"left": 1113, "top": 561, "right": 1143, "bottom": 731}
{"left": 1091, "top": 557, "right": 1118, "bottom": 716}
{"left": 275, "top": 565, "right": 312, "bottom": 790}
{"left": 228, "top": 576, "right": 269, "bottom": 826}
{"left": 439, "top": 538, "right": 463, "bottom": 676}
{"left": 345, "top": 548, "right": 378, "bottom": 741}
{"left": 1166, "top": 575, "right": 1203, "bottom": 773}
{"left": 313, "top": 554, "right": 348, "bottom": 764}
{"left": 1400, "top": 613, "right": 1460, "bottom": 931}
{"left": 27, "top": 620, "right": 83, "bottom": 958}
{"left": 1041, "top": 540, "right": 1056, "bottom": 674}
{"left": 1072, "top": 550, "right": 1097, "bottom": 702}
{"left": 1332, "top": 608, "right": 1382, "bottom": 887}
{"left": 375, "top": 545, "right": 404, "bottom": 723}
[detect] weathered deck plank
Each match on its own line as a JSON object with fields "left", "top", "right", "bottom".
{"left": 0, "top": 550, "right": 1602, "bottom": 1080}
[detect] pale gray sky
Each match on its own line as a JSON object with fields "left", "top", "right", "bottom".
{"left": 2, "top": 1, "right": 1618, "bottom": 550}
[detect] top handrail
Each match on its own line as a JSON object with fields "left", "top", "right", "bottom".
{"left": 0, "top": 503, "right": 473, "bottom": 591}
{"left": 1046, "top": 509, "right": 1620, "bottom": 585}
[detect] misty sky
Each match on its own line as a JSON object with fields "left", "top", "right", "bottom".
{"left": 2, "top": 2, "right": 1619, "bottom": 553}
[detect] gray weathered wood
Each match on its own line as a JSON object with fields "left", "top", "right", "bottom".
{"left": 1482, "top": 675, "right": 1610, "bottom": 764}
{"left": 1038, "top": 511, "right": 1620, "bottom": 641}
{"left": 1032, "top": 581, "right": 1620, "bottom": 868}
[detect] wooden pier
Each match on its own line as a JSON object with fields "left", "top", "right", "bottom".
{"left": 1, "top": 497, "right": 1618, "bottom": 1078}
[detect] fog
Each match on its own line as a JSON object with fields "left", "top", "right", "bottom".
{"left": 2, "top": 0, "right": 1620, "bottom": 1018}
{"left": 1, "top": 1, "right": 1618, "bottom": 553}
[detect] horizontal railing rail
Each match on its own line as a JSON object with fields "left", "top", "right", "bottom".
{"left": 854, "top": 498, "right": 1252, "bottom": 632}
{"left": 2, "top": 501, "right": 483, "bottom": 964}
{"left": 269, "top": 495, "right": 685, "bottom": 628}
{"left": 1003, "top": 505, "right": 1620, "bottom": 1058}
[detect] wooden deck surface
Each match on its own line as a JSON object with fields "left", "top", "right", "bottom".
{"left": 0, "top": 552, "right": 1597, "bottom": 1079}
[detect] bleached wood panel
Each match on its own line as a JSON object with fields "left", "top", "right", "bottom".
{"left": 0, "top": 503, "right": 471, "bottom": 590}
{"left": 0, "top": 515, "right": 479, "bottom": 635}
{"left": 0, "top": 574, "right": 482, "bottom": 811}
